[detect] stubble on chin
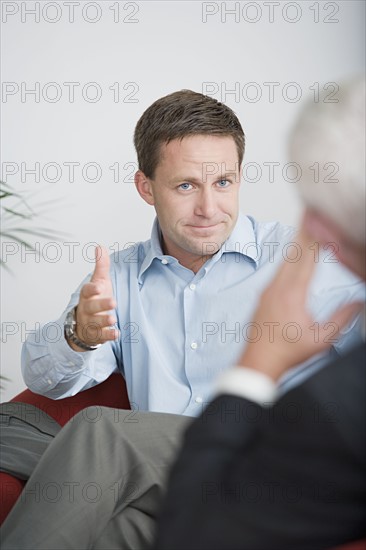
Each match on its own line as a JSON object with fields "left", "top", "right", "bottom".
{"left": 182, "top": 232, "right": 225, "bottom": 258}
{"left": 176, "top": 216, "right": 236, "bottom": 257}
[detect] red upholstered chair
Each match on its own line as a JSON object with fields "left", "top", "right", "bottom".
{"left": 0, "top": 373, "right": 130, "bottom": 525}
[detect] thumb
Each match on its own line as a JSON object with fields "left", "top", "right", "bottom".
{"left": 91, "top": 245, "right": 111, "bottom": 283}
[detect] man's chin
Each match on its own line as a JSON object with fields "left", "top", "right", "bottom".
{"left": 183, "top": 235, "right": 224, "bottom": 257}
{"left": 180, "top": 222, "right": 233, "bottom": 254}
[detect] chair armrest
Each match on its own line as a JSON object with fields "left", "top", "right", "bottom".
{"left": 11, "top": 373, "right": 130, "bottom": 426}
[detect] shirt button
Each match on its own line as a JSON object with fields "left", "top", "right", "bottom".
{"left": 195, "top": 396, "right": 203, "bottom": 403}
{"left": 161, "top": 259, "right": 168, "bottom": 265}
{"left": 47, "top": 379, "right": 52, "bottom": 385}
{"left": 190, "top": 342, "right": 198, "bottom": 350}
{"left": 189, "top": 283, "right": 196, "bottom": 290}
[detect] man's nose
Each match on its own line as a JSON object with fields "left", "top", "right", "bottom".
{"left": 194, "top": 190, "right": 217, "bottom": 218}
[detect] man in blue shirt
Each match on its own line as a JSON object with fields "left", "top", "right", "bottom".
{"left": 1, "top": 90, "right": 364, "bottom": 549}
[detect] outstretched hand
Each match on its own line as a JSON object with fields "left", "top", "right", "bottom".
{"left": 72, "top": 246, "right": 119, "bottom": 349}
{"left": 238, "top": 230, "right": 363, "bottom": 381}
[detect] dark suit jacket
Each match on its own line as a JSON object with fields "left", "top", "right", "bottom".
{"left": 155, "top": 343, "right": 366, "bottom": 550}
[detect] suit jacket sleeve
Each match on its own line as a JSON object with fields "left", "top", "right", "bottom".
{"left": 154, "top": 344, "right": 366, "bottom": 550}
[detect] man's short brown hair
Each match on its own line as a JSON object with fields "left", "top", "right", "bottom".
{"left": 134, "top": 90, "right": 245, "bottom": 179}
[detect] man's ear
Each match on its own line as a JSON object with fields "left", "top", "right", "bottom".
{"left": 135, "top": 170, "right": 155, "bottom": 205}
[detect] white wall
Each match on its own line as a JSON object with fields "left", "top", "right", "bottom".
{"left": 1, "top": 0, "right": 365, "bottom": 401}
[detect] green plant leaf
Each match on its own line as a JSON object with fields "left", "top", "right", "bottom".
{"left": 2, "top": 206, "right": 33, "bottom": 219}
{"left": 0, "top": 180, "right": 70, "bottom": 268}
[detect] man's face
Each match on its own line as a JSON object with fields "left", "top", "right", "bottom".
{"left": 144, "top": 135, "right": 241, "bottom": 268}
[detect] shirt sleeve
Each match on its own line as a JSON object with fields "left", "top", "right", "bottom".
{"left": 21, "top": 273, "right": 120, "bottom": 399}
{"left": 214, "top": 366, "right": 278, "bottom": 406}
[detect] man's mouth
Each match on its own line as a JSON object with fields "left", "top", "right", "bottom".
{"left": 188, "top": 222, "right": 222, "bottom": 229}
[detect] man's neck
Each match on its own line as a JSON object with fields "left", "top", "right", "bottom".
{"left": 182, "top": 254, "right": 212, "bottom": 274}
{"left": 160, "top": 237, "right": 214, "bottom": 274}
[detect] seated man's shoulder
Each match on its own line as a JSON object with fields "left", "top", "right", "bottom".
{"left": 313, "top": 249, "right": 365, "bottom": 290}
{"left": 248, "top": 215, "right": 296, "bottom": 245}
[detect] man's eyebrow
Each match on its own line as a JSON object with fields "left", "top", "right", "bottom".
{"left": 169, "top": 176, "right": 202, "bottom": 185}
{"left": 169, "top": 173, "right": 238, "bottom": 185}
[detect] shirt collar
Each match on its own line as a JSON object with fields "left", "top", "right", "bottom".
{"left": 138, "top": 213, "right": 259, "bottom": 282}
{"left": 138, "top": 218, "right": 174, "bottom": 283}
{"left": 198, "top": 212, "right": 259, "bottom": 276}
{"left": 217, "top": 212, "right": 259, "bottom": 264}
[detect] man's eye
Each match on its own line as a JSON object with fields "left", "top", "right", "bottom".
{"left": 179, "top": 183, "right": 192, "bottom": 191}
{"left": 217, "top": 180, "right": 230, "bottom": 187}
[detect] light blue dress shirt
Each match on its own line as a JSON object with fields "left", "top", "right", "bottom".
{"left": 22, "top": 213, "right": 365, "bottom": 416}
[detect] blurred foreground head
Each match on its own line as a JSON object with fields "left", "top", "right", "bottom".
{"left": 290, "top": 76, "right": 365, "bottom": 280}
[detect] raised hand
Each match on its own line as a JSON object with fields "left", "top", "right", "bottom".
{"left": 68, "top": 246, "right": 119, "bottom": 351}
{"left": 238, "top": 229, "right": 363, "bottom": 381}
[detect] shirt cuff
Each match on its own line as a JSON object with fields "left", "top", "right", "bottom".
{"left": 215, "top": 366, "right": 278, "bottom": 406}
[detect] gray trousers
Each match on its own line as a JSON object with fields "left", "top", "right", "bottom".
{"left": 1, "top": 406, "right": 192, "bottom": 550}
{"left": 0, "top": 402, "right": 62, "bottom": 480}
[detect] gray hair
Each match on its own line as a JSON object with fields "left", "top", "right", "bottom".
{"left": 289, "top": 76, "right": 365, "bottom": 245}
